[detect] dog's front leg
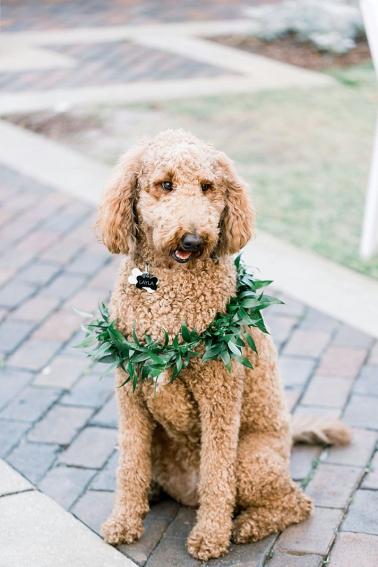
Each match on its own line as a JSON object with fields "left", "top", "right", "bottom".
{"left": 102, "top": 373, "right": 153, "bottom": 545}
{"left": 186, "top": 361, "right": 243, "bottom": 561}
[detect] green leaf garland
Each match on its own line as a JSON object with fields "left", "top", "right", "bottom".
{"left": 77, "top": 256, "right": 283, "bottom": 389}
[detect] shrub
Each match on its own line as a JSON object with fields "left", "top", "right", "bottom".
{"left": 246, "top": 0, "right": 365, "bottom": 54}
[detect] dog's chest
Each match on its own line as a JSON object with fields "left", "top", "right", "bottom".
{"left": 114, "top": 259, "right": 236, "bottom": 340}
{"left": 140, "top": 371, "right": 201, "bottom": 440}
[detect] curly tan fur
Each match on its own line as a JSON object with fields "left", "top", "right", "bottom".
{"left": 99, "top": 130, "right": 350, "bottom": 561}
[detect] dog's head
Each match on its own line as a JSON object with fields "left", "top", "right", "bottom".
{"left": 98, "top": 129, "right": 254, "bottom": 265}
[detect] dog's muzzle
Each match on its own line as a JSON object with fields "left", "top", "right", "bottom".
{"left": 171, "top": 233, "right": 204, "bottom": 263}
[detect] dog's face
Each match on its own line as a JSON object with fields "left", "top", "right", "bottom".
{"left": 98, "top": 130, "right": 254, "bottom": 265}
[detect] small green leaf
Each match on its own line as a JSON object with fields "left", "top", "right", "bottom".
{"left": 244, "top": 333, "right": 257, "bottom": 352}
{"left": 181, "top": 323, "right": 191, "bottom": 342}
{"left": 238, "top": 356, "right": 253, "bottom": 369}
{"left": 227, "top": 340, "right": 242, "bottom": 356}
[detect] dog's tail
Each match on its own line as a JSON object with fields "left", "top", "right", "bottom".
{"left": 291, "top": 414, "right": 352, "bottom": 446}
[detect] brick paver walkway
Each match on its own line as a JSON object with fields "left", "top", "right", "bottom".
{"left": 0, "top": 41, "right": 237, "bottom": 93}
{"left": 0, "top": 164, "right": 377, "bottom": 566}
{"left": 2, "top": 0, "right": 273, "bottom": 31}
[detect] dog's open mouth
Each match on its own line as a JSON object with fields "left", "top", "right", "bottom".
{"left": 171, "top": 249, "right": 193, "bottom": 263}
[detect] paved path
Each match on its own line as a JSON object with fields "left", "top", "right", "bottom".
{"left": 1, "top": 0, "right": 275, "bottom": 31}
{"left": 0, "top": 5, "right": 331, "bottom": 114}
{"left": 0, "top": 164, "right": 378, "bottom": 566}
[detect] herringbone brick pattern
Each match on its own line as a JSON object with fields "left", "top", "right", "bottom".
{"left": 0, "top": 41, "right": 235, "bottom": 93}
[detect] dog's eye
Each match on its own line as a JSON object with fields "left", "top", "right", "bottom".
{"left": 201, "top": 182, "right": 212, "bottom": 192}
{"left": 161, "top": 181, "right": 173, "bottom": 191}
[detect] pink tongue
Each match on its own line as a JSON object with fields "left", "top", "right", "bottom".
{"left": 176, "top": 250, "right": 191, "bottom": 260}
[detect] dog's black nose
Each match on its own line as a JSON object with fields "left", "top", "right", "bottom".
{"left": 180, "top": 233, "right": 203, "bottom": 252}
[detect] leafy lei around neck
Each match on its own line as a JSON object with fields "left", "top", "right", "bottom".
{"left": 77, "top": 256, "right": 283, "bottom": 390}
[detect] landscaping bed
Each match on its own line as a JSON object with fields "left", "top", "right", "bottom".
{"left": 213, "top": 34, "right": 371, "bottom": 71}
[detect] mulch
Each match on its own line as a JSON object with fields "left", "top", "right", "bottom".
{"left": 213, "top": 34, "right": 371, "bottom": 71}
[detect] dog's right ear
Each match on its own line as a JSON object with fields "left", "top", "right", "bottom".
{"left": 97, "top": 147, "right": 143, "bottom": 254}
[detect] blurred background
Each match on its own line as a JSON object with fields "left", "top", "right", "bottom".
{"left": 1, "top": 2, "right": 378, "bottom": 567}
{"left": 2, "top": 0, "right": 377, "bottom": 276}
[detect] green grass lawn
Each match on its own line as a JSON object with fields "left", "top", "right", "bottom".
{"left": 154, "top": 63, "right": 378, "bottom": 279}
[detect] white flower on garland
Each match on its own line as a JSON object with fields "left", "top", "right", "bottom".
{"left": 246, "top": 0, "right": 364, "bottom": 54}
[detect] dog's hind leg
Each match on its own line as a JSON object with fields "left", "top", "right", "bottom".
{"left": 233, "top": 431, "right": 312, "bottom": 543}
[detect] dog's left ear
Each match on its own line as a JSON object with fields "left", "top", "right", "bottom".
{"left": 216, "top": 153, "right": 255, "bottom": 255}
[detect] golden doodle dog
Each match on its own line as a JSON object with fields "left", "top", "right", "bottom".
{"left": 98, "top": 129, "right": 351, "bottom": 561}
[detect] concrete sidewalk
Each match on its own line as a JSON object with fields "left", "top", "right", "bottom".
{"left": 0, "top": 460, "right": 136, "bottom": 567}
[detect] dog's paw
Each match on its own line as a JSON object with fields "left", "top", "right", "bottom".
{"left": 232, "top": 511, "right": 260, "bottom": 544}
{"left": 187, "top": 522, "right": 230, "bottom": 561}
{"left": 232, "top": 492, "right": 313, "bottom": 544}
{"left": 101, "top": 514, "right": 143, "bottom": 545}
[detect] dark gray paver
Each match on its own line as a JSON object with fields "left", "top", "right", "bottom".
{"left": 0, "top": 280, "right": 35, "bottom": 309}
{"left": 44, "top": 272, "right": 87, "bottom": 300}
{"left": 326, "top": 428, "right": 377, "bottom": 467}
{"left": 11, "top": 295, "right": 60, "bottom": 323}
{"left": 0, "top": 419, "right": 30, "bottom": 457}
{"left": 329, "top": 532, "right": 378, "bottom": 567}
{"left": 290, "top": 445, "right": 321, "bottom": 481}
{"left": 279, "top": 356, "right": 316, "bottom": 388}
{"left": 143, "top": 533, "right": 199, "bottom": 567}
{"left": 91, "top": 394, "right": 117, "bottom": 428}
{"left": 265, "top": 552, "right": 322, "bottom": 567}
{"left": 0, "top": 368, "right": 32, "bottom": 411}
{"left": 91, "top": 450, "right": 117, "bottom": 491}
{"left": 67, "top": 250, "right": 108, "bottom": 276}
{"left": 7, "top": 339, "right": 61, "bottom": 371}
{"left": 277, "top": 507, "right": 342, "bottom": 555}
{"left": 28, "top": 404, "right": 93, "bottom": 444}
{"left": 353, "top": 365, "right": 378, "bottom": 396}
{"left": 208, "top": 538, "right": 275, "bottom": 567}
{"left": 0, "top": 320, "right": 35, "bottom": 354}
{"left": 120, "top": 500, "right": 180, "bottom": 566}
{"left": 306, "top": 464, "right": 362, "bottom": 509}
{"left": 343, "top": 395, "right": 378, "bottom": 429}
{"left": 18, "top": 261, "right": 61, "bottom": 285}
{"left": 59, "top": 426, "right": 116, "bottom": 468}
{"left": 61, "top": 372, "right": 113, "bottom": 407}
{"left": 39, "top": 465, "right": 95, "bottom": 509}
{"left": 0, "top": 386, "right": 61, "bottom": 422}
{"left": 72, "top": 489, "right": 113, "bottom": 533}
{"left": 7, "top": 440, "right": 60, "bottom": 483}
{"left": 34, "top": 354, "right": 90, "bottom": 389}
{"left": 342, "top": 490, "right": 378, "bottom": 535}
